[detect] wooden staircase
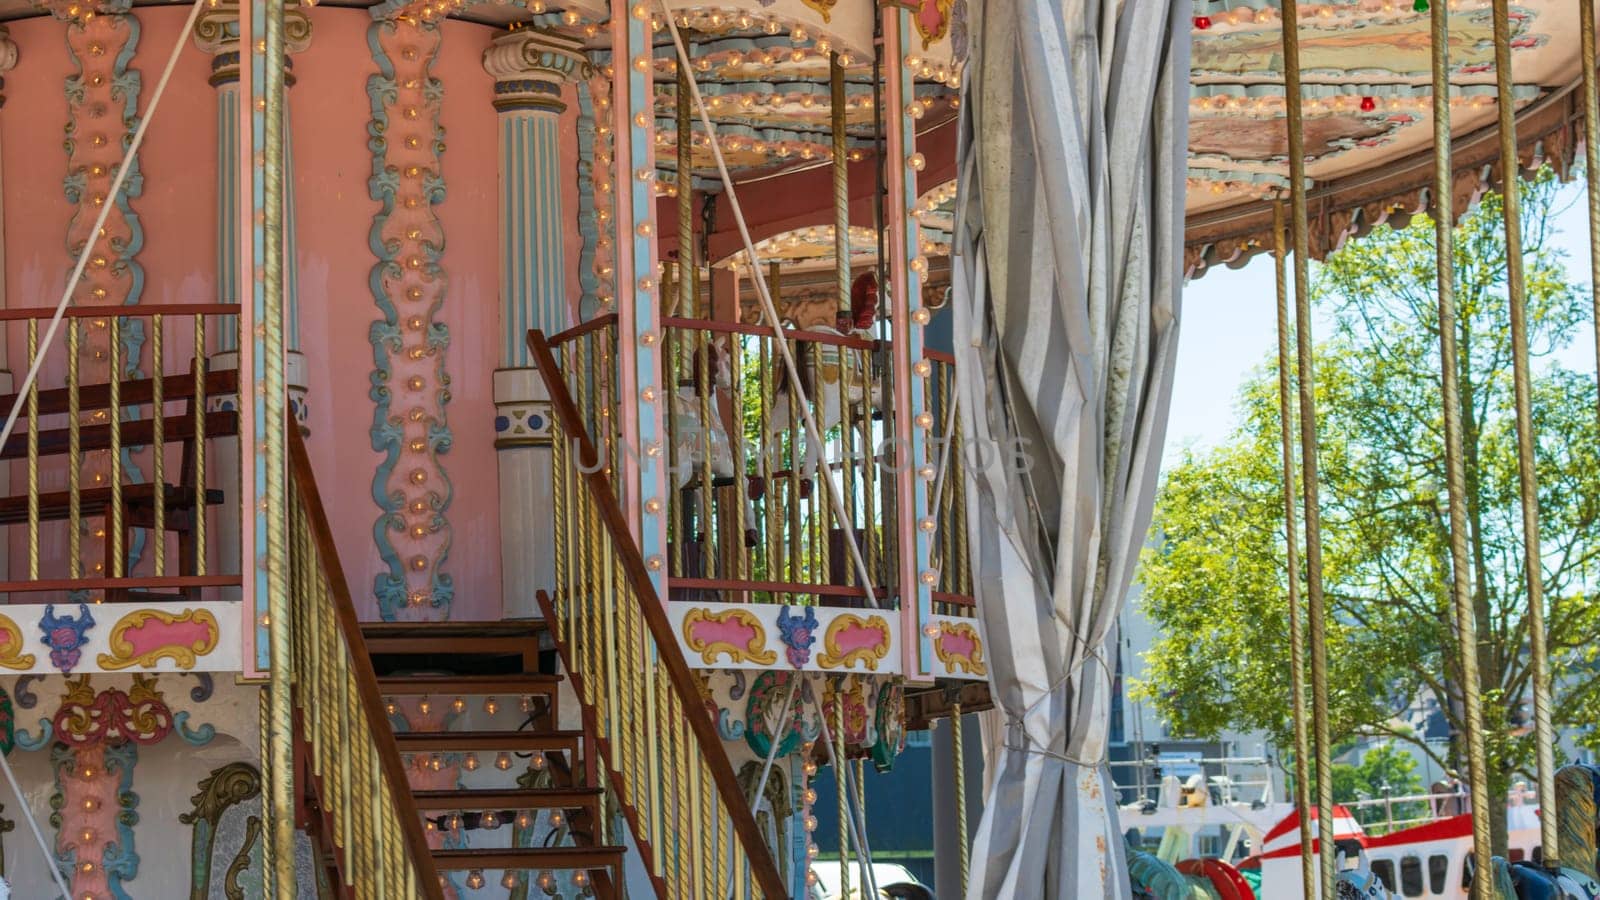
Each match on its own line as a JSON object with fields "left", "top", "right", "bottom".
{"left": 291, "top": 619, "right": 628, "bottom": 898}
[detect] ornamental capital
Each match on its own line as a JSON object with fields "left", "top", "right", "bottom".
{"left": 194, "top": 0, "right": 313, "bottom": 85}
{"left": 482, "top": 28, "right": 588, "bottom": 114}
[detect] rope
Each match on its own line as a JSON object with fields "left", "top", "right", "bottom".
{"left": 0, "top": 749, "right": 72, "bottom": 898}
{"left": 952, "top": 701, "right": 969, "bottom": 895}
{"left": 816, "top": 691, "right": 880, "bottom": 900}
{"left": 657, "top": 0, "right": 880, "bottom": 606}
{"left": 0, "top": 0, "right": 207, "bottom": 461}
{"left": 0, "top": 4, "right": 205, "bottom": 896}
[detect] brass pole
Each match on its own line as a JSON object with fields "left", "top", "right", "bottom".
{"left": 832, "top": 52, "right": 850, "bottom": 314}
{"left": 1277, "top": 1, "right": 1336, "bottom": 892}
{"left": 1273, "top": 201, "right": 1316, "bottom": 900}
{"left": 264, "top": 0, "right": 296, "bottom": 888}
{"left": 1434, "top": 2, "right": 1497, "bottom": 890}
{"left": 1491, "top": 0, "right": 1557, "bottom": 868}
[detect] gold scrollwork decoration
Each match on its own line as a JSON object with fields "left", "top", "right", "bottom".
{"left": 817, "top": 614, "right": 891, "bottom": 671}
{"left": 97, "top": 608, "right": 221, "bottom": 671}
{"left": 933, "top": 621, "right": 987, "bottom": 676}
{"left": 0, "top": 614, "right": 36, "bottom": 670}
{"left": 681, "top": 608, "right": 778, "bottom": 666}
{"left": 800, "top": 0, "right": 837, "bottom": 23}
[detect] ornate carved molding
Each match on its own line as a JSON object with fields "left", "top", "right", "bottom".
{"left": 482, "top": 28, "right": 587, "bottom": 114}
{"left": 367, "top": 18, "right": 454, "bottom": 620}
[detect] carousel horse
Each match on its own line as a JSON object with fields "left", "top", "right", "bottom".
{"left": 767, "top": 272, "right": 883, "bottom": 493}
{"left": 1556, "top": 764, "right": 1600, "bottom": 881}
{"left": 1508, "top": 861, "right": 1600, "bottom": 900}
{"left": 670, "top": 334, "right": 758, "bottom": 548}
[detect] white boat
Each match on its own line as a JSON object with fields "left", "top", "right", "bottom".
{"left": 1121, "top": 773, "right": 1547, "bottom": 899}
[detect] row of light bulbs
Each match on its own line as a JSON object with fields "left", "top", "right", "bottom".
{"left": 454, "top": 866, "right": 590, "bottom": 892}
{"left": 383, "top": 695, "right": 538, "bottom": 716}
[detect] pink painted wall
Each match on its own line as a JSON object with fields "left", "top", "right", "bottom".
{"left": 2, "top": 8, "right": 589, "bottom": 620}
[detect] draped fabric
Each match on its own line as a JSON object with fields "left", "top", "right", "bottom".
{"left": 948, "top": 0, "right": 1190, "bottom": 896}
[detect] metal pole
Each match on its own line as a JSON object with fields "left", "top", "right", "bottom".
{"left": 1433, "top": 2, "right": 1496, "bottom": 890}
{"left": 1273, "top": 201, "right": 1316, "bottom": 900}
{"left": 1491, "top": 0, "right": 1558, "bottom": 870}
{"left": 1277, "top": 2, "right": 1337, "bottom": 892}
{"left": 1584, "top": 0, "right": 1600, "bottom": 432}
{"left": 832, "top": 51, "right": 850, "bottom": 314}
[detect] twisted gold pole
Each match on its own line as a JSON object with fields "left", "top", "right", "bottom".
{"left": 1585, "top": 0, "right": 1600, "bottom": 432}
{"left": 836, "top": 687, "right": 851, "bottom": 899}
{"left": 1490, "top": 0, "right": 1557, "bottom": 870}
{"left": 264, "top": 0, "right": 295, "bottom": 888}
{"left": 1273, "top": 201, "right": 1316, "bottom": 900}
{"left": 26, "top": 320, "right": 38, "bottom": 579}
{"left": 1434, "top": 3, "right": 1497, "bottom": 888}
{"left": 1276, "top": 2, "right": 1336, "bottom": 892}
{"left": 832, "top": 51, "right": 849, "bottom": 314}
{"left": 952, "top": 701, "right": 969, "bottom": 895}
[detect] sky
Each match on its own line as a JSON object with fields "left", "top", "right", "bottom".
{"left": 1164, "top": 181, "right": 1600, "bottom": 469}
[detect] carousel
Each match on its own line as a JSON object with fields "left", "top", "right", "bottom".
{"left": 0, "top": 0, "right": 1588, "bottom": 897}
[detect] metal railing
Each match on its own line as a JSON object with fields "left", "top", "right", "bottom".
{"left": 658, "top": 314, "right": 894, "bottom": 606}
{"left": 531, "top": 328, "right": 788, "bottom": 899}
{"left": 287, "top": 417, "right": 442, "bottom": 900}
{"left": 923, "top": 348, "right": 973, "bottom": 616}
{"left": 0, "top": 303, "right": 241, "bottom": 600}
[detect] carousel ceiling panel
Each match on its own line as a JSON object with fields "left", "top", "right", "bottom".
{"left": 1184, "top": 0, "right": 1585, "bottom": 216}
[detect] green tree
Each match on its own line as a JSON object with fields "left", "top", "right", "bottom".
{"left": 1134, "top": 171, "right": 1600, "bottom": 854}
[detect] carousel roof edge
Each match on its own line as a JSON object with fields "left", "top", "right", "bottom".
{"left": 1182, "top": 76, "right": 1585, "bottom": 283}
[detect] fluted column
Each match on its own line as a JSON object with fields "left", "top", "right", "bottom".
{"left": 483, "top": 28, "right": 586, "bottom": 618}
{"left": 195, "top": 3, "right": 309, "bottom": 590}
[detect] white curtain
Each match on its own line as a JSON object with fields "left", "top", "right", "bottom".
{"left": 949, "top": 0, "right": 1190, "bottom": 896}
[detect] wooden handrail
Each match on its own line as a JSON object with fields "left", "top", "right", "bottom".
{"left": 286, "top": 417, "right": 444, "bottom": 900}
{"left": 663, "top": 314, "right": 880, "bottom": 351}
{"left": 922, "top": 347, "right": 956, "bottom": 365}
{"left": 546, "top": 312, "right": 619, "bottom": 346}
{"left": 528, "top": 328, "right": 789, "bottom": 899}
{"left": 0, "top": 302, "right": 242, "bottom": 321}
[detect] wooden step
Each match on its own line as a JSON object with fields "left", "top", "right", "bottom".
{"left": 362, "top": 621, "right": 548, "bottom": 640}
{"left": 0, "top": 369, "right": 239, "bottom": 418}
{"left": 411, "top": 787, "right": 601, "bottom": 810}
{"left": 0, "top": 482, "right": 224, "bottom": 526}
{"left": 430, "top": 846, "right": 626, "bottom": 870}
{"left": 376, "top": 674, "right": 561, "bottom": 695}
{"left": 362, "top": 621, "right": 547, "bottom": 664}
{"left": 0, "top": 409, "right": 239, "bottom": 461}
{"left": 393, "top": 730, "right": 582, "bottom": 753}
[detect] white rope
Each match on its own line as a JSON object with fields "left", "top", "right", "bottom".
{"left": 816, "top": 692, "right": 880, "bottom": 899}
{"left": 656, "top": 1, "right": 881, "bottom": 607}
{"left": 0, "top": 0, "right": 207, "bottom": 463}
{"left": 0, "top": 749, "right": 71, "bottom": 899}
{"left": 725, "top": 670, "right": 804, "bottom": 896}
{"left": 0, "top": 5, "right": 206, "bottom": 896}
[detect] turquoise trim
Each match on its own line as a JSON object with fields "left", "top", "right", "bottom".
{"left": 897, "top": 9, "right": 936, "bottom": 674}
{"left": 216, "top": 85, "right": 240, "bottom": 352}
{"left": 623, "top": 11, "right": 665, "bottom": 596}
{"left": 251, "top": 0, "right": 271, "bottom": 667}
{"left": 366, "top": 19, "right": 454, "bottom": 620}
{"left": 575, "top": 79, "right": 599, "bottom": 319}
{"left": 50, "top": 741, "right": 141, "bottom": 900}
